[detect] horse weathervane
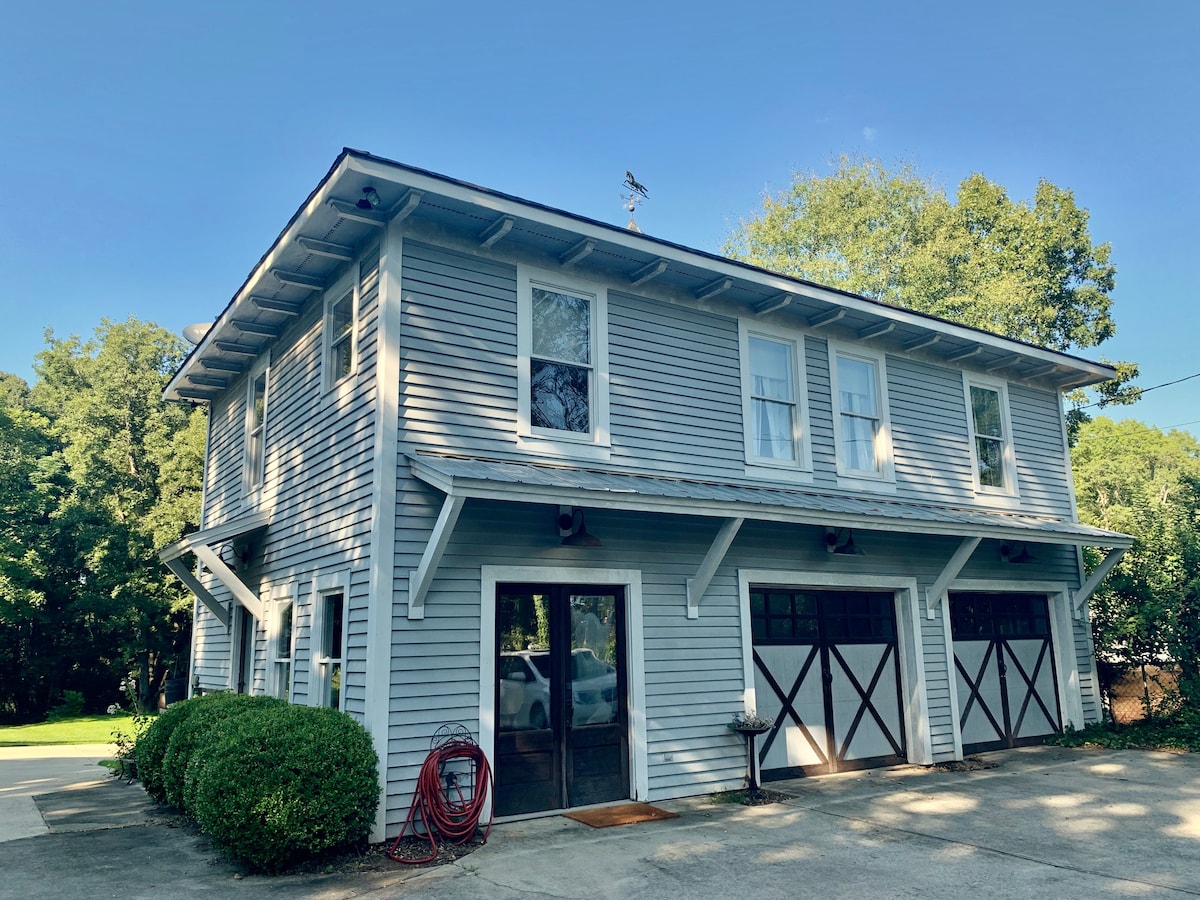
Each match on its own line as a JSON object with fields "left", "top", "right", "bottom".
{"left": 621, "top": 170, "right": 648, "bottom": 232}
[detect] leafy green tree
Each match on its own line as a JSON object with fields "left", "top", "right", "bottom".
{"left": 724, "top": 157, "right": 1137, "bottom": 418}
{"left": 28, "top": 318, "right": 206, "bottom": 713}
{"left": 1072, "top": 418, "right": 1200, "bottom": 708}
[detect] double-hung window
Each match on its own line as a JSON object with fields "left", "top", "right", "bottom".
{"left": 830, "top": 344, "right": 894, "bottom": 485}
{"left": 325, "top": 286, "right": 355, "bottom": 387}
{"left": 313, "top": 572, "right": 348, "bottom": 710}
{"left": 517, "top": 266, "right": 610, "bottom": 459}
{"left": 739, "top": 322, "right": 811, "bottom": 478}
{"left": 965, "top": 376, "right": 1017, "bottom": 496}
{"left": 270, "top": 586, "right": 295, "bottom": 701}
{"left": 244, "top": 355, "right": 270, "bottom": 494}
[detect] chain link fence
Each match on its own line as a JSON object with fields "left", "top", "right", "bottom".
{"left": 1097, "top": 662, "right": 1180, "bottom": 725}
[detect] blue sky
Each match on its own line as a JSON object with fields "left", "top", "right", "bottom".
{"left": 2, "top": 1, "right": 1196, "bottom": 434}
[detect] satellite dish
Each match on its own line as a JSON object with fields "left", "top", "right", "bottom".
{"left": 182, "top": 322, "right": 212, "bottom": 345}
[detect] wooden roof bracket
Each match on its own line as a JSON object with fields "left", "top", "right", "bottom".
{"left": 1072, "top": 546, "right": 1127, "bottom": 619}
{"left": 408, "top": 493, "right": 466, "bottom": 620}
{"left": 191, "top": 543, "right": 264, "bottom": 622}
{"left": 926, "top": 536, "right": 982, "bottom": 619}
{"left": 162, "top": 556, "right": 230, "bottom": 629}
{"left": 686, "top": 517, "right": 744, "bottom": 619}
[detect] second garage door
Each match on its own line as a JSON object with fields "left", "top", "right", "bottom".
{"left": 750, "top": 587, "right": 907, "bottom": 778}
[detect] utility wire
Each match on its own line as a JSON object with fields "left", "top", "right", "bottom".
{"left": 1077, "top": 370, "right": 1200, "bottom": 411}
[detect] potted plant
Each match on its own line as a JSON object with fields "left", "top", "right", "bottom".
{"left": 728, "top": 711, "right": 774, "bottom": 736}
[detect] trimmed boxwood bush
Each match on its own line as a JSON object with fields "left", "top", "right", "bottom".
{"left": 135, "top": 698, "right": 200, "bottom": 804}
{"left": 161, "top": 692, "right": 282, "bottom": 813}
{"left": 189, "top": 704, "right": 379, "bottom": 872}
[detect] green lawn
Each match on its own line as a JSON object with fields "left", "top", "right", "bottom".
{"left": 0, "top": 714, "right": 133, "bottom": 746}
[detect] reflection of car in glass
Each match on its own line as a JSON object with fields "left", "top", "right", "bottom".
{"left": 499, "top": 649, "right": 617, "bottom": 729}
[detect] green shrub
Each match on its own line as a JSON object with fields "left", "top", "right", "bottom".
{"left": 135, "top": 699, "right": 198, "bottom": 803}
{"left": 48, "top": 690, "right": 86, "bottom": 720}
{"left": 189, "top": 704, "right": 379, "bottom": 873}
{"left": 162, "top": 693, "right": 281, "bottom": 813}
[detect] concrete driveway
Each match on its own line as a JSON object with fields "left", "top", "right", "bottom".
{"left": 1, "top": 744, "right": 1198, "bottom": 898}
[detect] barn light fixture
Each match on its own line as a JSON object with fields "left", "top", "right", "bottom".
{"left": 559, "top": 508, "right": 602, "bottom": 548}
{"left": 824, "top": 527, "right": 864, "bottom": 556}
{"left": 357, "top": 186, "right": 382, "bottom": 210}
{"left": 218, "top": 540, "right": 251, "bottom": 572}
{"left": 1001, "top": 542, "right": 1037, "bottom": 564}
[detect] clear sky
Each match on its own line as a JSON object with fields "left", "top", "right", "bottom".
{"left": 1, "top": 1, "right": 1196, "bottom": 434}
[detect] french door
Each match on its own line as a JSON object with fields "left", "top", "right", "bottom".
{"left": 494, "top": 584, "right": 628, "bottom": 816}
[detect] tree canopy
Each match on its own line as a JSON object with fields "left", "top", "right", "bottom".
{"left": 725, "top": 156, "right": 1120, "bottom": 354}
{"left": 0, "top": 318, "right": 205, "bottom": 721}
{"left": 1072, "top": 417, "right": 1200, "bottom": 706}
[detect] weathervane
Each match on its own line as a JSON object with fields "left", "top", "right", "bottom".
{"left": 621, "top": 170, "right": 648, "bottom": 233}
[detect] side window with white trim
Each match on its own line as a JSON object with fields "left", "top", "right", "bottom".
{"left": 312, "top": 573, "right": 348, "bottom": 710}
{"left": 516, "top": 266, "right": 610, "bottom": 460}
{"left": 270, "top": 590, "right": 295, "bottom": 701}
{"left": 829, "top": 343, "right": 894, "bottom": 486}
{"left": 243, "top": 355, "right": 270, "bottom": 494}
{"left": 739, "top": 321, "right": 812, "bottom": 478}
{"left": 965, "top": 376, "right": 1017, "bottom": 496}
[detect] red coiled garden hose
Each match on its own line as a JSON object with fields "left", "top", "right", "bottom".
{"left": 388, "top": 737, "right": 494, "bottom": 865}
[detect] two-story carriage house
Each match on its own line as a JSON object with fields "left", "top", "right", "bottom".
{"left": 160, "top": 149, "right": 1131, "bottom": 840}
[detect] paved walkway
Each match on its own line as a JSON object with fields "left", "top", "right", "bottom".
{"left": 2, "top": 744, "right": 1199, "bottom": 898}
{"left": 0, "top": 744, "right": 115, "bottom": 842}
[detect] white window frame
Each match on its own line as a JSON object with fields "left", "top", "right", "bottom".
{"left": 268, "top": 582, "right": 297, "bottom": 702}
{"left": 738, "top": 320, "right": 812, "bottom": 481}
{"left": 828, "top": 342, "right": 895, "bottom": 489}
{"left": 310, "top": 571, "right": 349, "bottom": 711}
{"left": 323, "top": 266, "right": 359, "bottom": 394}
{"left": 516, "top": 265, "right": 611, "bottom": 462}
{"left": 963, "top": 374, "right": 1019, "bottom": 500}
{"left": 242, "top": 353, "right": 270, "bottom": 497}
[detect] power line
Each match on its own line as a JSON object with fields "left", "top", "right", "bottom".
{"left": 1077, "top": 370, "right": 1200, "bottom": 411}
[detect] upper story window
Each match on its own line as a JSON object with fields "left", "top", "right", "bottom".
{"left": 325, "top": 285, "right": 355, "bottom": 388}
{"left": 739, "top": 322, "right": 811, "bottom": 479}
{"left": 830, "top": 344, "right": 894, "bottom": 486}
{"left": 965, "top": 376, "right": 1017, "bottom": 496}
{"left": 244, "top": 355, "right": 270, "bottom": 494}
{"left": 517, "top": 266, "right": 610, "bottom": 460}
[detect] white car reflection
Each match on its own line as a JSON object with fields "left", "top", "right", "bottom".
{"left": 499, "top": 649, "right": 617, "bottom": 729}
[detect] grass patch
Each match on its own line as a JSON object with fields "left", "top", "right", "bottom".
{"left": 0, "top": 713, "right": 132, "bottom": 746}
{"left": 1048, "top": 717, "right": 1200, "bottom": 753}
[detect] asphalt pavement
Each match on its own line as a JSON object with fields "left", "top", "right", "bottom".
{"left": 2, "top": 744, "right": 1198, "bottom": 899}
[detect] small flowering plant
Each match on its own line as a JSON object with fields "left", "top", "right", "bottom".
{"left": 729, "top": 711, "right": 775, "bottom": 731}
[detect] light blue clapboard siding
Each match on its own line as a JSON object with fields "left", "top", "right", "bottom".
{"left": 192, "top": 246, "right": 380, "bottom": 709}
{"left": 1009, "top": 384, "right": 1074, "bottom": 516}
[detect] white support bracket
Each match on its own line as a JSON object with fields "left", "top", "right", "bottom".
{"left": 686, "top": 517, "right": 744, "bottom": 619}
{"left": 163, "top": 557, "right": 230, "bottom": 629}
{"left": 1072, "top": 546, "right": 1127, "bottom": 618}
{"left": 925, "top": 536, "right": 981, "bottom": 619}
{"left": 408, "top": 494, "right": 466, "bottom": 620}
{"left": 191, "top": 543, "right": 264, "bottom": 621}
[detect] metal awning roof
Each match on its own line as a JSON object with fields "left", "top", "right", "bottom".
{"left": 407, "top": 453, "right": 1132, "bottom": 549}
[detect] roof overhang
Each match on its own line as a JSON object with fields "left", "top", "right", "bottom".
{"left": 159, "top": 513, "right": 270, "bottom": 626}
{"left": 407, "top": 453, "right": 1133, "bottom": 551}
{"left": 165, "top": 148, "right": 1119, "bottom": 402}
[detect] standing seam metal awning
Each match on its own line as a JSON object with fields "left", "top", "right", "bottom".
{"left": 158, "top": 512, "right": 270, "bottom": 627}
{"left": 403, "top": 452, "right": 1131, "bottom": 621}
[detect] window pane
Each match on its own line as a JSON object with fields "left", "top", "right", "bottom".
{"left": 970, "top": 386, "right": 1002, "bottom": 438}
{"left": 532, "top": 287, "right": 590, "bottom": 364}
{"left": 324, "top": 592, "right": 344, "bottom": 659}
{"left": 977, "top": 435, "right": 1004, "bottom": 487}
{"left": 329, "top": 662, "right": 342, "bottom": 709}
{"left": 837, "top": 356, "right": 877, "bottom": 416}
{"left": 251, "top": 372, "right": 267, "bottom": 427}
{"left": 752, "top": 398, "right": 795, "bottom": 460}
{"left": 531, "top": 360, "right": 590, "bottom": 432}
{"left": 278, "top": 604, "right": 292, "bottom": 660}
{"left": 841, "top": 414, "right": 879, "bottom": 472}
{"left": 750, "top": 337, "right": 793, "bottom": 401}
{"left": 330, "top": 293, "right": 353, "bottom": 342}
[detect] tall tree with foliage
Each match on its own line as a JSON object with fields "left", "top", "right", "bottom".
{"left": 23, "top": 318, "right": 206, "bottom": 713}
{"left": 1072, "top": 417, "right": 1200, "bottom": 709}
{"left": 724, "top": 157, "right": 1137, "bottom": 415}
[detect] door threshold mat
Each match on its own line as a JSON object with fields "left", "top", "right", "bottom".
{"left": 564, "top": 802, "right": 679, "bottom": 828}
